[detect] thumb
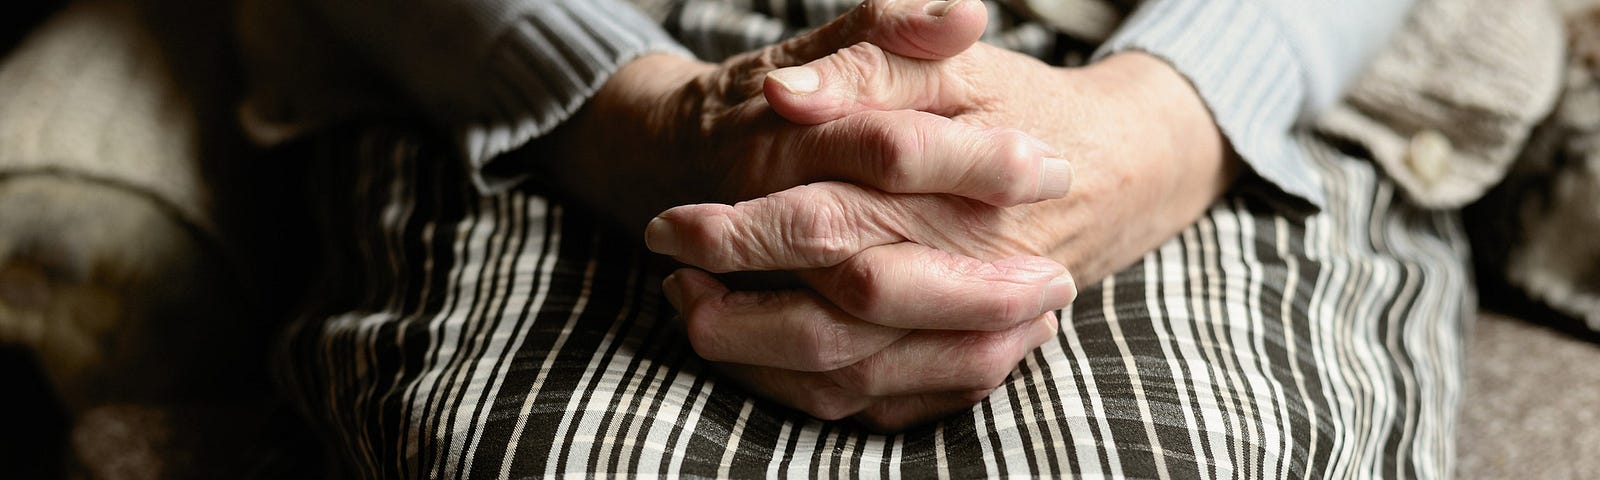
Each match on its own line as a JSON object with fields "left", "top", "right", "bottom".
{"left": 762, "top": 41, "right": 976, "bottom": 125}
{"left": 761, "top": 0, "right": 988, "bottom": 67}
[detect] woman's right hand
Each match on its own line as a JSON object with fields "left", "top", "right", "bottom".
{"left": 534, "top": 0, "right": 1075, "bottom": 231}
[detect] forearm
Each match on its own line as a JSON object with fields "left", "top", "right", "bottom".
{"left": 298, "top": 0, "right": 689, "bottom": 193}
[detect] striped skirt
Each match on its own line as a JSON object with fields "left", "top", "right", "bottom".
{"left": 277, "top": 126, "right": 1472, "bottom": 478}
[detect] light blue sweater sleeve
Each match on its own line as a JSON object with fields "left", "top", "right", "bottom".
{"left": 1094, "top": 0, "right": 1415, "bottom": 208}
{"left": 303, "top": 0, "right": 690, "bottom": 194}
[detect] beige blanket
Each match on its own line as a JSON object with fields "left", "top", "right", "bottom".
{"left": 1470, "top": 3, "right": 1600, "bottom": 328}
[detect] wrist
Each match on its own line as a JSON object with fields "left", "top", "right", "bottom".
{"left": 1041, "top": 52, "right": 1239, "bottom": 283}
{"left": 587, "top": 53, "right": 717, "bottom": 141}
{"left": 1086, "top": 52, "right": 1227, "bottom": 174}
{"left": 542, "top": 53, "right": 717, "bottom": 230}
{"left": 1081, "top": 51, "right": 1241, "bottom": 218}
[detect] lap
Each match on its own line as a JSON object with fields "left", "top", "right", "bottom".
{"left": 279, "top": 126, "right": 1469, "bottom": 478}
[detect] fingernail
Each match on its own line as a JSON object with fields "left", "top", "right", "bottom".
{"left": 1039, "top": 157, "right": 1073, "bottom": 200}
{"left": 767, "top": 67, "right": 820, "bottom": 94}
{"left": 1043, "top": 272, "right": 1078, "bottom": 310}
{"left": 924, "top": 0, "right": 963, "bottom": 17}
{"left": 661, "top": 273, "right": 685, "bottom": 310}
{"left": 645, "top": 217, "right": 681, "bottom": 256}
{"left": 1036, "top": 158, "right": 1075, "bottom": 200}
{"left": 1046, "top": 314, "right": 1061, "bottom": 336}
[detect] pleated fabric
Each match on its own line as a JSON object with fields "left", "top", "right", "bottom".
{"left": 275, "top": 123, "right": 1471, "bottom": 478}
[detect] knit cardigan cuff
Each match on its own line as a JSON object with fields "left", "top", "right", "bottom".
{"left": 1095, "top": 0, "right": 1323, "bottom": 209}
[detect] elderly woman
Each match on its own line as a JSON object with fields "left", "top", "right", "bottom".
{"left": 244, "top": 0, "right": 1464, "bottom": 477}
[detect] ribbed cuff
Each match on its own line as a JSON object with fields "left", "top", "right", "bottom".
{"left": 1093, "top": 0, "right": 1324, "bottom": 209}
{"left": 463, "top": 0, "right": 690, "bottom": 194}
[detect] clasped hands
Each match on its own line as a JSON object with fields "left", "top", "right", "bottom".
{"left": 539, "top": 0, "right": 1233, "bottom": 431}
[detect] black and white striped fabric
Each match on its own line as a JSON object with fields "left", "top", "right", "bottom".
{"left": 273, "top": 2, "right": 1472, "bottom": 478}
{"left": 279, "top": 122, "right": 1470, "bottom": 478}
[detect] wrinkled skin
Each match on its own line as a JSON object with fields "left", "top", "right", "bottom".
{"left": 540, "top": 0, "right": 1236, "bottom": 431}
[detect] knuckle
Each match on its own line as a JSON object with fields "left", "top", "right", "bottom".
{"left": 709, "top": 51, "right": 768, "bottom": 103}
{"left": 827, "top": 42, "right": 890, "bottom": 88}
{"left": 863, "top": 119, "right": 921, "bottom": 190}
{"left": 799, "top": 317, "right": 860, "bottom": 372}
{"left": 942, "top": 252, "right": 1006, "bottom": 286}
{"left": 831, "top": 257, "right": 890, "bottom": 319}
{"left": 750, "top": 47, "right": 783, "bottom": 71}
{"left": 959, "top": 336, "right": 1023, "bottom": 390}
{"left": 682, "top": 301, "right": 732, "bottom": 362}
{"left": 772, "top": 186, "right": 859, "bottom": 266}
{"left": 951, "top": 257, "right": 1039, "bottom": 328}
{"left": 990, "top": 294, "right": 1037, "bottom": 328}
{"left": 675, "top": 206, "right": 743, "bottom": 273}
{"left": 853, "top": 47, "right": 900, "bottom": 105}
{"left": 986, "top": 129, "right": 1040, "bottom": 205}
